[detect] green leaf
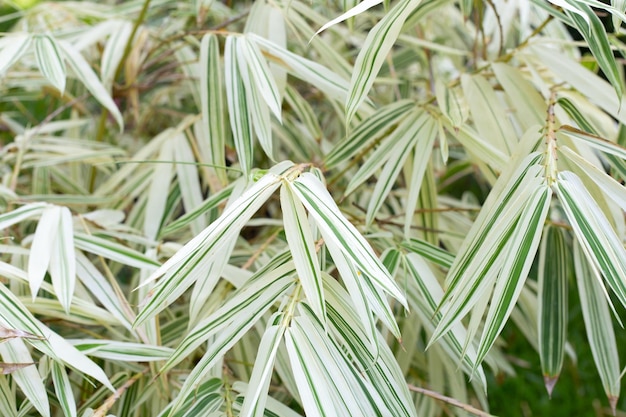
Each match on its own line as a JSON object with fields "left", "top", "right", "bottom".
{"left": 538, "top": 226, "right": 569, "bottom": 396}
{"left": 345, "top": 0, "right": 423, "bottom": 123}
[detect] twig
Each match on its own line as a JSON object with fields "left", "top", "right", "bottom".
{"left": 407, "top": 384, "right": 497, "bottom": 417}
{"left": 93, "top": 370, "right": 148, "bottom": 417}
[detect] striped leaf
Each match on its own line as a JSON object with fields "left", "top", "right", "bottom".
{"left": 325, "top": 100, "right": 414, "bottom": 168}
{"left": 134, "top": 165, "right": 290, "bottom": 327}
{"left": 403, "top": 253, "right": 487, "bottom": 388}
{"left": 0, "top": 33, "right": 32, "bottom": 76}
{"left": 225, "top": 36, "right": 254, "bottom": 176}
{"left": 345, "top": 109, "right": 426, "bottom": 196}
{"left": 564, "top": 2, "right": 623, "bottom": 98}
{"left": 292, "top": 172, "right": 407, "bottom": 307}
{"left": 200, "top": 33, "right": 227, "bottom": 185}
{"left": 431, "top": 153, "right": 544, "bottom": 343}
{"left": 281, "top": 182, "right": 325, "bottom": 322}
{"left": 0, "top": 203, "right": 46, "bottom": 231}
{"left": 164, "top": 273, "right": 294, "bottom": 414}
{"left": 461, "top": 74, "right": 515, "bottom": 156}
{"left": 560, "top": 145, "right": 626, "bottom": 211}
{"left": 58, "top": 40, "right": 123, "bottom": 129}
{"left": 71, "top": 340, "right": 173, "bottom": 362}
{"left": 538, "top": 226, "right": 570, "bottom": 396}
{"left": 0, "top": 339, "right": 48, "bottom": 417}
{"left": 100, "top": 20, "right": 133, "bottom": 91}
{"left": 401, "top": 238, "right": 454, "bottom": 269}
{"left": 74, "top": 233, "right": 160, "bottom": 270}
{"left": 573, "top": 242, "right": 620, "bottom": 412}
{"left": 51, "top": 360, "right": 76, "bottom": 417}
{"left": 237, "top": 37, "right": 274, "bottom": 159}
{"left": 240, "top": 313, "right": 287, "bottom": 417}
{"left": 34, "top": 34, "right": 66, "bottom": 93}
{"left": 160, "top": 254, "right": 295, "bottom": 373}
{"left": 323, "top": 275, "right": 417, "bottom": 417}
{"left": 555, "top": 171, "right": 626, "bottom": 310}
{"left": 314, "top": 0, "right": 383, "bottom": 36}
{"left": 475, "top": 185, "right": 552, "bottom": 365}
{"left": 250, "top": 33, "right": 350, "bottom": 102}
{"left": 366, "top": 111, "right": 436, "bottom": 226}
{"left": 345, "top": 0, "right": 423, "bottom": 122}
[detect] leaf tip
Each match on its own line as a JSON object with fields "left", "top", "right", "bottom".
{"left": 543, "top": 374, "right": 559, "bottom": 398}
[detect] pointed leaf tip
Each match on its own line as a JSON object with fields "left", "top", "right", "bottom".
{"left": 544, "top": 374, "right": 559, "bottom": 398}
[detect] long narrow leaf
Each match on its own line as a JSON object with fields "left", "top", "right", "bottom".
{"left": 538, "top": 226, "right": 570, "bottom": 396}
{"left": 346, "top": 0, "right": 423, "bottom": 122}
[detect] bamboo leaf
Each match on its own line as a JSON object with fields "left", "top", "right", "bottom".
{"left": 51, "top": 360, "right": 77, "bottom": 417}
{"left": 574, "top": 242, "right": 621, "bottom": 412}
{"left": 314, "top": 0, "right": 383, "bottom": 36}
{"left": 325, "top": 100, "right": 414, "bottom": 168}
{"left": 134, "top": 165, "right": 291, "bottom": 327}
{"left": 74, "top": 233, "right": 160, "bottom": 270}
{"left": 281, "top": 182, "right": 325, "bottom": 322}
{"left": 34, "top": 34, "right": 66, "bottom": 93}
{"left": 165, "top": 273, "right": 294, "bottom": 414}
{"left": 292, "top": 172, "right": 407, "bottom": 307}
{"left": 564, "top": 2, "right": 623, "bottom": 98}
{"left": 431, "top": 155, "right": 544, "bottom": 344}
{"left": 200, "top": 33, "right": 227, "bottom": 185}
{"left": 0, "top": 34, "right": 32, "bottom": 76}
{"left": 250, "top": 33, "right": 350, "bottom": 102}
{"left": 346, "top": 0, "right": 423, "bottom": 123}
{"left": 100, "top": 20, "right": 133, "bottom": 91}
{"left": 225, "top": 36, "right": 254, "bottom": 175}
{"left": 461, "top": 74, "right": 515, "bottom": 155}
{"left": 560, "top": 145, "right": 626, "bottom": 211}
{"left": 240, "top": 313, "right": 287, "bottom": 417}
{"left": 475, "top": 185, "right": 552, "bottom": 365}
{"left": 58, "top": 40, "right": 123, "bottom": 129}
{"left": 28, "top": 205, "right": 60, "bottom": 300}
{"left": 555, "top": 171, "right": 626, "bottom": 310}
{"left": 365, "top": 111, "right": 436, "bottom": 226}
{"left": 538, "top": 226, "right": 569, "bottom": 396}
{"left": 48, "top": 206, "right": 76, "bottom": 313}
{"left": 0, "top": 340, "right": 48, "bottom": 417}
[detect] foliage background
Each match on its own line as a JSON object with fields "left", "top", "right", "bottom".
{"left": 0, "top": 0, "right": 626, "bottom": 416}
